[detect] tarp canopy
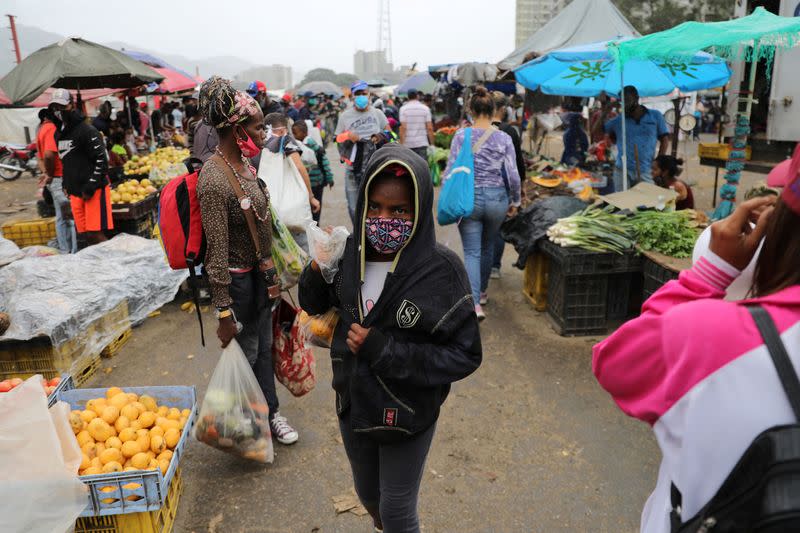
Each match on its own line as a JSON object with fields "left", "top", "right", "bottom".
{"left": 395, "top": 72, "right": 437, "bottom": 95}
{"left": 611, "top": 6, "right": 800, "bottom": 66}
{"left": 123, "top": 51, "right": 197, "bottom": 94}
{"left": 0, "top": 87, "right": 119, "bottom": 108}
{"left": 499, "top": 0, "right": 639, "bottom": 71}
{"left": 0, "top": 38, "right": 163, "bottom": 105}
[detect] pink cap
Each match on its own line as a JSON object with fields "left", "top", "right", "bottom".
{"left": 781, "top": 143, "right": 800, "bottom": 214}
{"left": 767, "top": 158, "right": 796, "bottom": 188}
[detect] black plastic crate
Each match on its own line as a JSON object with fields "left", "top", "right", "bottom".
{"left": 108, "top": 212, "right": 154, "bottom": 239}
{"left": 539, "top": 239, "right": 642, "bottom": 276}
{"left": 642, "top": 257, "right": 680, "bottom": 301}
{"left": 607, "top": 273, "right": 644, "bottom": 320}
{"left": 546, "top": 266, "right": 609, "bottom": 336}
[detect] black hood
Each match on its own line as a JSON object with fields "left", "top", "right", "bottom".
{"left": 352, "top": 144, "right": 435, "bottom": 283}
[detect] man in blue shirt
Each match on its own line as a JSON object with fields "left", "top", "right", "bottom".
{"left": 595, "top": 86, "right": 670, "bottom": 191}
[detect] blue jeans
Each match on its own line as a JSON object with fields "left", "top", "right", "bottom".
{"left": 345, "top": 167, "right": 359, "bottom": 224}
{"left": 458, "top": 187, "right": 509, "bottom": 304}
{"left": 48, "top": 177, "right": 77, "bottom": 253}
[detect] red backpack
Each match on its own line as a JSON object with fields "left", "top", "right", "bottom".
{"left": 158, "top": 159, "right": 207, "bottom": 344}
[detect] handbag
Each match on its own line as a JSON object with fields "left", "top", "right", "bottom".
{"left": 257, "top": 145, "right": 313, "bottom": 232}
{"left": 272, "top": 297, "right": 316, "bottom": 397}
{"left": 437, "top": 127, "right": 496, "bottom": 225}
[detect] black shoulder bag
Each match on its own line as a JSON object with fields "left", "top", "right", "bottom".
{"left": 671, "top": 305, "right": 800, "bottom": 532}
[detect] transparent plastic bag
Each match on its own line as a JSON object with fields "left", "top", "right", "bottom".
{"left": 0, "top": 376, "right": 87, "bottom": 532}
{"left": 298, "top": 309, "right": 339, "bottom": 349}
{"left": 306, "top": 222, "right": 349, "bottom": 283}
{"left": 194, "top": 341, "right": 275, "bottom": 464}
{"left": 271, "top": 206, "right": 309, "bottom": 290}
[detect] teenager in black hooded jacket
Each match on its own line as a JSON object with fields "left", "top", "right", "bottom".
{"left": 299, "top": 145, "right": 482, "bottom": 533}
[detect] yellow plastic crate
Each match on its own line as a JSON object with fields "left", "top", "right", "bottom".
{"left": 75, "top": 468, "right": 183, "bottom": 533}
{"left": 101, "top": 328, "right": 132, "bottom": 358}
{"left": 698, "top": 143, "right": 752, "bottom": 161}
{"left": 1, "top": 217, "right": 56, "bottom": 247}
{"left": 522, "top": 253, "right": 549, "bottom": 312}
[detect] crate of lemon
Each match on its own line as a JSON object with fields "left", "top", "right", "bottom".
{"left": 58, "top": 385, "right": 197, "bottom": 516}
{"left": 111, "top": 179, "right": 159, "bottom": 220}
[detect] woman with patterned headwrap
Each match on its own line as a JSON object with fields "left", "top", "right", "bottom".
{"left": 197, "top": 76, "right": 299, "bottom": 445}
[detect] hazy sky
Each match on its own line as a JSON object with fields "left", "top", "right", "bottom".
{"left": 7, "top": 0, "right": 518, "bottom": 74}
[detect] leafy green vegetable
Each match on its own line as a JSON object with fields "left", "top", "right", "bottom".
{"left": 624, "top": 210, "right": 699, "bottom": 258}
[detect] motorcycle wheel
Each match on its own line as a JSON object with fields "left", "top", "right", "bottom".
{"left": 0, "top": 154, "right": 23, "bottom": 181}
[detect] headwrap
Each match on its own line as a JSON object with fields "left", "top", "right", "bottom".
{"left": 199, "top": 76, "right": 260, "bottom": 130}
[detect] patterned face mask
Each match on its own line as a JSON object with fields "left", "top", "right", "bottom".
{"left": 365, "top": 217, "right": 413, "bottom": 255}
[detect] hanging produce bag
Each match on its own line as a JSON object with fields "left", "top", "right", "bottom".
{"left": 306, "top": 222, "right": 349, "bottom": 284}
{"left": 272, "top": 298, "right": 316, "bottom": 397}
{"left": 298, "top": 309, "right": 339, "bottom": 349}
{"left": 258, "top": 149, "right": 312, "bottom": 231}
{"left": 195, "top": 340, "right": 274, "bottom": 463}
{"left": 270, "top": 206, "right": 309, "bottom": 290}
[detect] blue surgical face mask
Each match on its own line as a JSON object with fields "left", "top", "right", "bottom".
{"left": 354, "top": 95, "right": 369, "bottom": 109}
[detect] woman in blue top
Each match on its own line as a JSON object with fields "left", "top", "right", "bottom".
{"left": 443, "top": 86, "right": 522, "bottom": 320}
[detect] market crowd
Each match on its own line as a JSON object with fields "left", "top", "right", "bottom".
{"left": 27, "top": 68, "right": 800, "bottom": 533}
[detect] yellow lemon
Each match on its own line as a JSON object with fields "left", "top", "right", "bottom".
{"left": 69, "top": 411, "right": 85, "bottom": 434}
{"left": 126, "top": 393, "right": 139, "bottom": 403}
{"left": 99, "top": 448, "right": 122, "bottom": 465}
{"left": 76, "top": 430, "right": 93, "bottom": 448}
{"left": 149, "top": 426, "right": 164, "bottom": 439}
{"left": 164, "top": 428, "right": 180, "bottom": 449}
{"left": 131, "top": 453, "right": 150, "bottom": 470}
{"left": 130, "top": 419, "right": 143, "bottom": 431}
{"left": 109, "top": 393, "right": 130, "bottom": 410}
{"left": 158, "top": 459, "right": 169, "bottom": 476}
{"left": 90, "top": 456, "right": 102, "bottom": 469}
{"left": 178, "top": 417, "right": 187, "bottom": 430}
{"left": 120, "top": 404, "right": 139, "bottom": 422}
{"left": 81, "top": 442, "right": 97, "bottom": 460}
{"left": 102, "top": 461, "right": 123, "bottom": 474}
{"left": 118, "top": 428, "right": 137, "bottom": 443}
{"left": 147, "top": 458, "right": 159, "bottom": 470}
{"left": 95, "top": 443, "right": 106, "bottom": 456}
{"left": 130, "top": 401, "right": 147, "bottom": 416}
{"left": 156, "top": 406, "right": 169, "bottom": 417}
{"left": 87, "top": 418, "right": 113, "bottom": 443}
{"left": 138, "top": 411, "right": 156, "bottom": 429}
{"left": 140, "top": 395, "right": 158, "bottom": 412}
{"left": 156, "top": 450, "right": 173, "bottom": 463}
{"left": 114, "top": 415, "right": 130, "bottom": 433}
{"left": 150, "top": 435, "right": 166, "bottom": 454}
{"left": 105, "top": 436, "right": 122, "bottom": 450}
{"left": 121, "top": 440, "right": 140, "bottom": 458}
{"left": 101, "top": 405, "right": 120, "bottom": 425}
{"left": 167, "top": 408, "right": 182, "bottom": 421}
{"left": 80, "top": 453, "right": 90, "bottom": 470}
{"left": 80, "top": 410, "right": 97, "bottom": 423}
{"left": 181, "top": 408, "right": 191, "bottom": 419}
{"left": 105, "top": 387, "right": 124, "bottom": 400}
{"left": 82, "top": 466, "right": 102, "bottom": 476}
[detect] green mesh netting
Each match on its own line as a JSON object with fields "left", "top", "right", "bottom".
{"left": 610, "top": 7, "right": 800, "bottom": 68}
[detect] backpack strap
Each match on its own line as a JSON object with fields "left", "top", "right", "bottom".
{"left": 473, "top": 126, "right": 497, "bottom": 155}
{"left": 670, "top": 305, "right": 800, "bottom": 532}
{"left": 748, "top": 305, "right": 800, "bottom": 419}
{"left": 217, "top": 160, "right": 263, "bottom": 261}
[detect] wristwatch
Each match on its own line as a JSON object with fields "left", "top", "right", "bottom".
{"left": 215, "top": 307, "right": 233, "bottom": 320}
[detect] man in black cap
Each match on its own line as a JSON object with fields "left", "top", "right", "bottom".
{"left": 399, "top": 89, "right": 434, "bottom": 160}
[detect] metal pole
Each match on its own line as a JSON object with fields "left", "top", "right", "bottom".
{"left": 6, "top": 15, "right": 21, "bottom": 64}
{"left": 712, "top": 86, "right": 726, "bottom": 209}
{"left": 744, "top": 43, "right": 759, "bottom": 118}
{"left": 620, "top": 68, "right": 628, "bottom": 191}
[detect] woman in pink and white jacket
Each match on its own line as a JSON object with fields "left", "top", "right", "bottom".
{"left": 593, "top": 170, "right": 800, "bottom": 533}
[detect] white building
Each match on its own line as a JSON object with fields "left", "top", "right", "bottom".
{"left": 354, "top": 50, "right": 393, "bottom": 80}
{"left": 515, "top": 0, "right": 572, "bottom": 48}
{"left": 235, "top": 65, "right": 293, "bottom": 91}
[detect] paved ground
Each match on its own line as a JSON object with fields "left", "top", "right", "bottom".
{"left": 1, "top": 136, "right": 759, "bottom": 532}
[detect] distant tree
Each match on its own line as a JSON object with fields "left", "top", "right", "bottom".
{"left": 616, "top": 0, "right": 733, "bottom": 35}
{"left": 298, "top": 68, "right": 359, "bottom": 89}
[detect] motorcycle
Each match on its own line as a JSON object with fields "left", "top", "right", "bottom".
{"left": 0, "top": 142, "right": 39, "bottom": 181}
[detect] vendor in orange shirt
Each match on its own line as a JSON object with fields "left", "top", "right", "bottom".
{"left": 37, "top": 106, "right": 77, "bottom": 252}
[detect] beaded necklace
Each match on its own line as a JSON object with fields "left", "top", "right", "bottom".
{"left": 215, "top": 148, "right": 270, "bottom": 223}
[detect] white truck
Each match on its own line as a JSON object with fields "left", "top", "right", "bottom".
{"left": 723, "top": 0, "right": 800, "bottom": 167}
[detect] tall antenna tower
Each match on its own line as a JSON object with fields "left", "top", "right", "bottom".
{"left": 377, "top": 0, "right": 393, "bottom": 67}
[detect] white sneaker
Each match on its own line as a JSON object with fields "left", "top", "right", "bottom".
{"left": 270, "top": 412, "right": 299, "bottom": 445}
{"left": 475, "top": 304, "right": 486, "bottom": 321}
{"left": 490, "top": 268, "right": 501, "bottom": 279}
{"left": 480, "top": 292, "right": 488, "bottom": 305}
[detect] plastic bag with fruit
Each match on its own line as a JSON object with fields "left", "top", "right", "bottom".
{"left": 273, "top": 298, "right": 316, "bottom": 397}
{"left": 305, "top": 222, "right": 349, "bottom": 283}
{"left": 298, "top": 309, "right": 339, "bottom": 349}
{"left": 0, "top": 376, "right": 87, "bottom": 532}
{"left": 194, "top": 340, "right": 274, "bottom": 463}
{"left": 270, "top": 206, "right": 308, "bottom": 290}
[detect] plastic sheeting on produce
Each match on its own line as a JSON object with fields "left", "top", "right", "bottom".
{"left": 500, "top": 196, "right": 586, "bottom": 269}
{"left": 0, "top": 236, "right": 23, "bottom": 267}
{"left": 0, "top": 234, "right": 187, "bottom": 351}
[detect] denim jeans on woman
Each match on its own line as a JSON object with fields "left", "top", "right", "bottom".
{"left": 457, "top": 187, "right": 509, "bottom": 304}
{"left": 48, "top": 177, "right": 77, "bottom": 253}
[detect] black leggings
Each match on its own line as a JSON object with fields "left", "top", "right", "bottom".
{"left": 339, "top": 413, "right": 436, "bottom": 533}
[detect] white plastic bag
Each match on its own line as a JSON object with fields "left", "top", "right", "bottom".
{"left": 298, "top": 140, "right": 318, "bottom": 169}
{"left": 195, "top": 340, "right": 275, "bottom": 464}
{"left": 0, "top": 376, "right": 87, "bottom": 533}
{"left": 306, "top": 222, "right": 349, "bottom": 283}
{"left": 258, "top": 149, "right": 313, "bottom": 232}
{"left": 305, "top": 120, "right": 324, "bottom": 147}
